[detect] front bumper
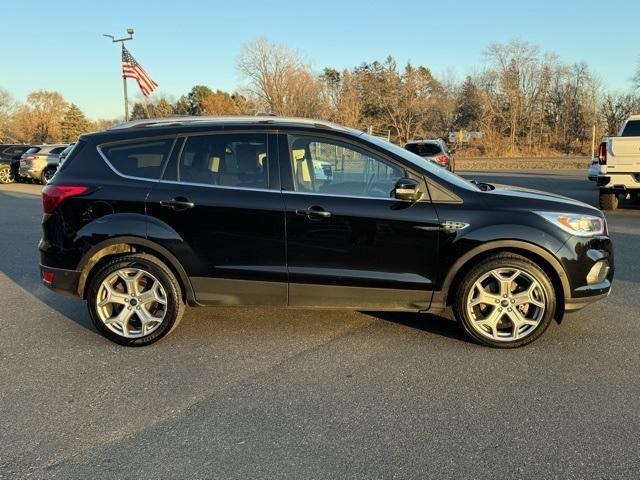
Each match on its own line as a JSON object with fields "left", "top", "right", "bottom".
{"left": 40, "top": 265, "right": 81, "bottom": 298}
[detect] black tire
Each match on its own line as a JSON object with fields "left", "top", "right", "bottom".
{"left": 599, "top": 191, "right": 618, "bottom": 211}
{"left": 0, "top": 164, "right": 14, "bottom": 184}
{"left": 86, "top": 254, "right": 185, "bottom": 346}
{"left": 452, "top": 253, "right": 556, "bottom": 348}
{"left": 40, "top": 166, "right": 57, "bottom": 185}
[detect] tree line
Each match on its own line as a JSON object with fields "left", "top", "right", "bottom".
{"left": 2, "top": 38, "right": 639, "bottom": 156}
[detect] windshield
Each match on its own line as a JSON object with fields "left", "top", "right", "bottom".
{"left": 405, "top": 143, "right": 442, "bottom": 156}
{"left": 361, "top": 133, "right": 478, "bottom": 191}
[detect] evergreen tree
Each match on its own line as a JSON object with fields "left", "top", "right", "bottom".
{"left": 454, "top": 76, "right": 482, "bottom": 131}
{"left": 60, "top": 103, "right": 90, "bottom": 142}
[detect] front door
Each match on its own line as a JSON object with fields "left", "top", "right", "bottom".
{"left": 146, "top": 131, "right": 287, "bottom": 306}
{"left": 280, "top": 133, "right": 441, "bottom": 311}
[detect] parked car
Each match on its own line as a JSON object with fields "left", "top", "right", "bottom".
{"left": 19, "top": 144, "right": 68, "bottom": 185}
{"left": 0, "top": 144, "right": 31, "bottom": 184}
{"left": 594, "top": 115, "right": 640, "bottom": 210}
{"left": 58, "top": 143, "right": 76, "bottom": 167}
{"left": 404, "top": 139, "right": 455, "bottom": 172}
{"left": 40, "top": 116, "right": 613, "bottom": 348}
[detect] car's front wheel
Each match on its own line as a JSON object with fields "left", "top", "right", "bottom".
{"left": 452, "top": 253, "right": 556, "bottom": 348}
{"left": 0, "top": 165, "right": 14, "bottom": 184}
{"left": 87, "top": 254, "right": 185, "bottom": 346}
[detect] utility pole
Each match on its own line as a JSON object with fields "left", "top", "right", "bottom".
{"left": 103, "top": 28, "right": 135, "bottom": 121}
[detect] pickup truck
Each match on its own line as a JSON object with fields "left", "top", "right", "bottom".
{"left": 595, "top": 115, "right": 640, "bottom": 210}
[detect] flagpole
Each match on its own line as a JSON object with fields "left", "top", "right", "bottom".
{"left": 103, "top": 28, "right": 135, "bottom": 122}
{"left": 121, "top": 44, "right": 129, "bottom": 121}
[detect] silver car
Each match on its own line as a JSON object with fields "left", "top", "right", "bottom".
{"left": 19, "top": 144, "right": 68, "bottom": 184}
{"left": 404, "top": 139, "right": 455, "bottom": 172}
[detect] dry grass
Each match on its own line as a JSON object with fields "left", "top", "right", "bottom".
{"left": 455, "top": 156, "right": 590, "bottom": 171}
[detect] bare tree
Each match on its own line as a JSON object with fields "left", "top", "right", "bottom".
{"left": 237, "top": 38, "right": 321, "bottom": 116}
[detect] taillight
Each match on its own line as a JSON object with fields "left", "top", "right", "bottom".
{"left": 435, "top": 155, "right": 449, "bottom": 164}
{"left": 598, "top": 142, "right": 607, "bottom": 165}
{"left": 42, "top": 185, "right": 88, "bottom": 214}
{"left": 24, "top": 155, "right": 37, "bottom": 160}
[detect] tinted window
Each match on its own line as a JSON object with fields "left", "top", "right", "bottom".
{"left": 102, "top": 139, "right": 174, "bottom": 179}
{"left": 621, "top": 120, "right": 640, "bottom": 137}
{"left": 289, "top": 135, "right": 404, "bottom": 198}
{"left": 50, "top": 147, "right": 66, "bottom": 155}
{"left": 25, "top": 147, "right": 41, "bottom": 155}
{"left": 178, "top": 133, "right": 269, "bottom": 189}
{"left": 405, "top": 143, "right": 442, "bottom": 156}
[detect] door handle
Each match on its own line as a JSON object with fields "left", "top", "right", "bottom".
{"left": 160, "top": 197, "right": 195, "bottom": 211}
{"left": 296, "top": 207, "right": 331, "bottom": 219}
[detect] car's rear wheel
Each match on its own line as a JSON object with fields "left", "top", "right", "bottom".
{"left": 87, "top": 254, "right": 185, "bottom": 346}
{"left": 452, "top": 253, "right": 556, "bottom": 348}
{"left": 41, "top": 166, "right": 57, "bottom": 185}
{"left": 0, "top": 165, "right": 14, "bottom": 184}
{"left": 599, "top": 191, "right": 619, "bottom": 211}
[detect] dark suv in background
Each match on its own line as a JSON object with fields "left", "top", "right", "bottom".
{"left": 0, "top": 144, "right": 31, "bottom": 183}
{"left": 40, "top": 117, "right": 613, "bottom": 348}
{"left": 405, "top": 139, "right": 454, "bottom": 172}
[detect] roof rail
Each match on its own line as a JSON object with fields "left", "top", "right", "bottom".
{"left": 108, "top": 115, "right": 351, "bottom": 131}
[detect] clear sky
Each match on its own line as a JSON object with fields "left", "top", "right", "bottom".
{"left": 2, "top": 0, "right": 638, "bottom": 120}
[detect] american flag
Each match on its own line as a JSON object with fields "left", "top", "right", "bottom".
{"left": 122, "top": 46, "right": 158, "bottom": 97}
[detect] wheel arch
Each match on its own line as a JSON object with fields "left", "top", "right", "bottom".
{"left": 440, "top": 240, "right": 570, "bottom": 320}
{"left": 76, "top": 236, "right": 196, "bottom": 304}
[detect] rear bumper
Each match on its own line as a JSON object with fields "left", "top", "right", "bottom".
{"left": 40, "top": 265, "right": 81, "bottom": 298}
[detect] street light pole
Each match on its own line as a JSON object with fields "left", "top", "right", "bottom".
{"left": 103, "top": 28, "right": 135, "bottom": 121}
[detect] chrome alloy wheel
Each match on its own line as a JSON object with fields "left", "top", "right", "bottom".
{"left": 0, "top": 166, "right": 13, "bottom": 184}
{"left": 466, "top": 268, "right": 546, "bottom": 342}
{"left": 95, "top": 268, "right": 167, "bottom": 338}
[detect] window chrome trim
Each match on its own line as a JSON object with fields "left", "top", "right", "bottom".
{"left": 282, "top": 189, "right": 426, "bottom": 202}
{"left": 97, "top": 144, "right": 280, "bottom": 193}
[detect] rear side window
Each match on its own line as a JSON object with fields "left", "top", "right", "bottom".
{"left": 405, "top": 143, "right": 442, "bottom": 156}
{"left": 178, "top": 133, "right": 269, "bottom": 189}
{"left": 49, "top": 147, "right": 66, "bottom": 155}
{"left": 25, "top": 147, "right": 41, "bottom": 155}
{"left": 621, "top": 120, "right": 640, "bottom": 137}
{"left": 101, "top": 138, "right": 174, "bottom": 179}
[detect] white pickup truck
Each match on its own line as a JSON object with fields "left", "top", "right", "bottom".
{"left": 595, "top": 115, "right": 640, "bottom": 210}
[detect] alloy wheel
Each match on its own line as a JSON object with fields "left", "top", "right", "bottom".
{"left": 465, "top": 268, "right": 546, "bottom": 342}
{"left": 95, "top": 268, "right": 167, "bottom": 338}
{"left": 0, "top": 166, "right": 13, "bottom": 184}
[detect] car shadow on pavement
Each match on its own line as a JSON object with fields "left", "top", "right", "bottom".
{"left": 363, "top": 311, "right": 472, "bottom": 344}
{"left": 0, "top": 190, "right": 96, "bottom": 333}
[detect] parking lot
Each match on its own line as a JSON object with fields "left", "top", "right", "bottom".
{"left": 1, "top": 170, "right": 639, "bottom": 479}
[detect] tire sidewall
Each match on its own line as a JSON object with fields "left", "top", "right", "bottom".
{"left": 454, "top": 256, "right": 556, "bottom": 348}
{"left": 87, "top": 256, "right": 182, "bottom": 346}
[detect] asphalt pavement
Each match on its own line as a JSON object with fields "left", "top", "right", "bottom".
{"left": 0, "top": 171, "right": 638, "bottom": 479}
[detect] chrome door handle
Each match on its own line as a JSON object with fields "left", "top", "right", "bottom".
{"left": 295, "top": 207, "right": 331, "bottom": 219}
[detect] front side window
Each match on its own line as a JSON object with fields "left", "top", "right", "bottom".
{"left": 178, "top": 133, "right": 268, "bottom": 189}
{"left": 101, "top": 138, "right": 174, "bottom": 179}
{"left": 289, "top": 135, "right": 404, "bottom": 198}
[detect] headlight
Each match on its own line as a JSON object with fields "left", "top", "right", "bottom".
{"left": 535, "top": 211, "right": 605, "bottom": 237}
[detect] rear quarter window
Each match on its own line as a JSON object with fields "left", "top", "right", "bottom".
{"left": 621, "top": 120, "right": 640, "bottom": 137}
{"left": 100, "top": 138, "right": 174, "bottom": 179}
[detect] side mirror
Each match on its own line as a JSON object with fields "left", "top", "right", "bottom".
{"left": 394, "top": 177, "right": 423, "bottom": 201}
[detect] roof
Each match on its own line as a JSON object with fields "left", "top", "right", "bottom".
{"left": 108, "top": 115, "right": 354, "bottom": 132}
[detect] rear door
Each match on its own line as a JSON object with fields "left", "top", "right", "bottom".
{"left": 280, "top": 133, "right": 440, "bottom": 311}
{"left": 146, "top": 131, "right": 287, "bottom": 306}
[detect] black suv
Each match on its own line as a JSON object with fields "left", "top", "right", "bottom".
{"left": 39, "top": 117, "right": 614, "bottom": 347}
{"left": 0, "top": 144, "right": 31, "bottom": 183}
